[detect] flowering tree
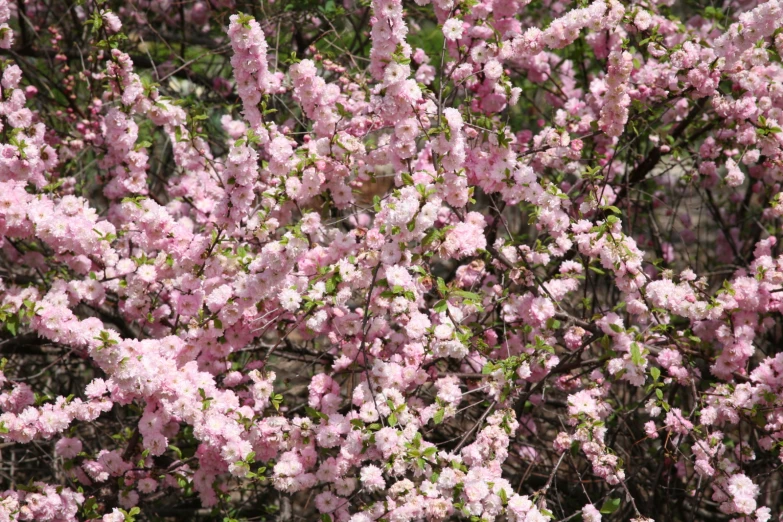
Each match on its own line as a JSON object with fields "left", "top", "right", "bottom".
{"left": 1, "top": 0, "right": 783, "bottom": 519}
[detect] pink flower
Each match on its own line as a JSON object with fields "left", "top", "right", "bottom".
{"left": 664, "top": 408, "right": 693, "bottom": 435}
{"left": 725, "top": 158, "right": 745, "bottom": 187}
{"left": 137, "top": 478, "right": 158, "bottom": 494}
{"left": 582, "top": 504, "right": 602, "bottom": 522}
{"left": 634, "top": 10, "right": 653, "bottom": 31}
{"left": 360, "top": 465, "right": 385, "bottom": 492}
{"left": 727, "top": 474, "right": 759, "bottom": 514}
{"left": 385, "top": 265, "right": 414, "bottom": 290}
{"left": 101, "top": 11, "right": 122, "bottom": 33}
{"left": 442, "top": 216, "right": 487, "bottom": 259}
{"left": 55, "top": 437, "right": 83, "bottom": 459}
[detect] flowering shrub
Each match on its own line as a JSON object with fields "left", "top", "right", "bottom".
{"left": 2, "top": 0, "right": 783, "bottom": 520}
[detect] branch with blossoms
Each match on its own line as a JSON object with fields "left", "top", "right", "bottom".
{"left": 2, "top": 0, "right": 783, "bottom": 520}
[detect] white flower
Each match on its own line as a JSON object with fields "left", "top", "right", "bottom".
{"left": 384, "top": 63, "right": 409, "bottom": 86}
{"left": 443, "top": 18, "right": 464, "bottom": 41}
{"left": 279, "top": 288, "right": 302, "bottom": 312}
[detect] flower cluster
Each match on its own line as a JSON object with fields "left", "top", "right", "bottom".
{"left": 228, "top": 13, "right": 283, "bottom": 138}
{"left": 2, "top": 0, "right": 783, "bottom": 521}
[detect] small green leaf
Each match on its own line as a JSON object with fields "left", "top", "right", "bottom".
{"left": 630, "top": 342, "right": 645, "bottom": 366}
{"left": 5, "top": 316, "right": 18, "bottom": 336}
{"left": 437, "top": 277, "right": 447, "bottom": 295}
{"left": 600, "top": 498, "right": 621, "bottom": 514}
{"left": 452, "top": 290, "right": 482, "bottom": 301}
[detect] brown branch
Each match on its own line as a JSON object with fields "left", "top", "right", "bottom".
{"left": 0, "top": 332, "right": 51, "bottom": 355}
{"left": 614, "top": 97, "right": 709, "bottom": 204}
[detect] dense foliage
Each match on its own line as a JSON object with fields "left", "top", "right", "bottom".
{"left": 1, "top": 0, "right": 783, "bottom": 520}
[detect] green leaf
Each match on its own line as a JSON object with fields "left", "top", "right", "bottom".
{"left": 5, "top": 315, "right": 18, "bottom": 336}
{"left": 600, "top": 498, "right": 621, "bottom": 514}
{"left": 305, "top": 406, "right": 326, "bottom": 421}
{"left": 433, "top": 408, "right": 445, "bottom": 424}
{"left": 168, "top": 445, "right": 182, "bottom": 459}
{"left": 650, "top": 367, "right": 661, "bottom": 381}
{"left": 437, "top": 277, "right": 447, "bottom": 295}
{"left": 452, "top": 290, "right": 482, "bottom": 301}
{"left": 630, "top": 342, "right": 645, "bottom": 366}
